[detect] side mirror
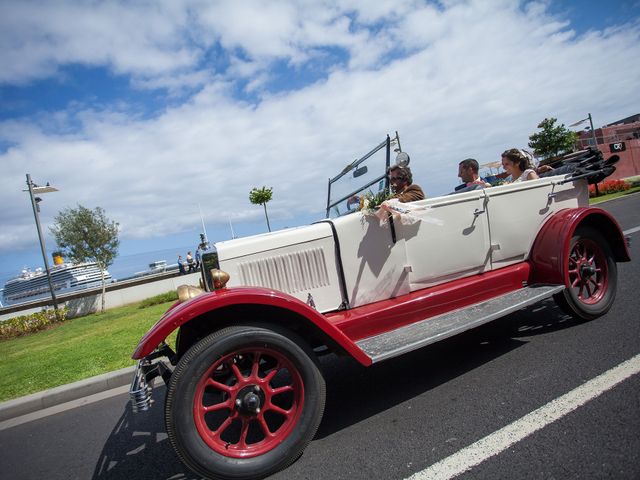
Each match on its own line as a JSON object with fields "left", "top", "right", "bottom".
{"left": 395, "top": 152, "right": 410, "bottom": 166}
{"left": 353, "top": 165, "right": 368, "bottom": 178}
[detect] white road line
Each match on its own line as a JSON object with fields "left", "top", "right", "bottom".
{"left": 406, "top": 354, "right": 640, "bottom": 480}
{"left": 624, "top": 226, "right": 640, "bottom": 235}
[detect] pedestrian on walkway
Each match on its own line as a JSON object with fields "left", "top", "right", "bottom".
{"left": 195, "top": 248, "right": 202, "bottom": 271}
{"left": 177, "top": 255, "right": 186, "bottom": 275}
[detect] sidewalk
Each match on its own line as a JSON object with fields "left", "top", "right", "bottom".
{"left": 0, "top": 365, "right": 135, "bottom": 422}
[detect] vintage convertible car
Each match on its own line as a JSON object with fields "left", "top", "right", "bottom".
{"left": 129, "top": 134, "right": 629, "bottom": 480}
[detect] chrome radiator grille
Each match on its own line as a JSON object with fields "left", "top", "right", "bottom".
{"left": 238, "top": 247, "right": 330, "bottom": 294}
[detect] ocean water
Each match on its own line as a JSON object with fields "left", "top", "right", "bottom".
{"left": 106, "top": 245, "right": 196, "bottom": 281}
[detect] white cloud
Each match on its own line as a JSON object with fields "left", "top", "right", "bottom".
{"left": 1, "top": 0, "right": 640, "bottom": 263}
{"left": 0, "top": 0, "right": 425, "bottom": 92}
{"left": 0, "top": 0, "right": 198, "bottom": 84}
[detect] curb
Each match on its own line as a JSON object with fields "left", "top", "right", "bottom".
{"left": 0, "top": 365, "right": 135, "bottom": 422}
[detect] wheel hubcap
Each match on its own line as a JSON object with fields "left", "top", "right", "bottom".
{"left": 235, "top": 385, "right": 264, "bottom": 415}
{"left": 580, "top": 263, "right": 596, "bottom": 279}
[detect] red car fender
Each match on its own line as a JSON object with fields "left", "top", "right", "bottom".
{"left": 529, "top": 207, "right": 630, "bottom": 285}
{"left": 132, "top": 286, "right": 372, "bottom": 366}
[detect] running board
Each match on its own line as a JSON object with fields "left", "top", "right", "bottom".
{"left": 356, "top": 285, "right": 565, "bottom": 363}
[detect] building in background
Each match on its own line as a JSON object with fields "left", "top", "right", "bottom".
{"left": 577, "top": 114, "right": 640, "bottom": 180}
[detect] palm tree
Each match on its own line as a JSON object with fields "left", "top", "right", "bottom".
{"left": 249, "top": 186, "right": 273, "bottom": 232}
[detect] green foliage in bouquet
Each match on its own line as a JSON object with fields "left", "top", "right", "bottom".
{"left": 360, "top": 188, "right": 394, "bottom": 211}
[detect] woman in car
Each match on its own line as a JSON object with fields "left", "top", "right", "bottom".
{"left": 501, "top": 148, "right": 539, "bottom": 182}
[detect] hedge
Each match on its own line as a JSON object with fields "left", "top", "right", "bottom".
{"left": 0, "top": 308, "right": 69, "bottom": 340}
{"left": 589, "top": 179, "right": 630, "bottom": 197}
{"left": 138, "top": 290, "right": 179, "bottom": 309}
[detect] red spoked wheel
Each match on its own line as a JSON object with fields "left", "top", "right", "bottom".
{"left": 554, "top": 226, "right": 617, "bottom": 320}
{"left": 567, "top": 237, "right": 608, "bottom": 305}
{"left": 193, "top": 348, "right": 304, "bottom": 458}
{"left": 166, "top": 326, "right": 325, "bottom": 480}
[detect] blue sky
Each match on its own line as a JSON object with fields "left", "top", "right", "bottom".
{"left": 1, "top": 0, "right": 640, "bottom": 286}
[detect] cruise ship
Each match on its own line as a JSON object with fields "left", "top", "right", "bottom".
{"left": 1, "top": 259, "right": 113, "bottom": 306}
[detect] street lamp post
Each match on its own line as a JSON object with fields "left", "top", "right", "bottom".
{"left": 571, "top": 113, "right": 601, "bottom": 196}
{"left": 25, "top": 173, "right": 60, "bottom": 312}
{"left": 587, "top": 113, "right": 598, "bottom": 149}
{"left": 587, "top": 113, "right": 600, "bottom": 196}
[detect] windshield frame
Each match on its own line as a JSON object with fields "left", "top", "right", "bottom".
{"left": 325, "top": 135, "right": 392, "bottom": 218}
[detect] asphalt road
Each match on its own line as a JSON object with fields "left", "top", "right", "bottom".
{"left": 1, "top": 193, "right": 639, "bottom": 480}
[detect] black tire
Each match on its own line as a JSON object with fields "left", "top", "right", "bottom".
{"left": 165, "top": 325, "right": 325, "bottom": 480}
{"left": 553, "top": 226, "right": 617, "bottom": 321}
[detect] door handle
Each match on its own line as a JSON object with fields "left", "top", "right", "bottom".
{"left": 473, "top": 208, "right": 485, "bottom": 216}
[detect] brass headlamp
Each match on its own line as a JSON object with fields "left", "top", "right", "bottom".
{"left": 210, "top": 269, "right": 230, "bottom": 289}
{"left": 177, "top": 284, "right": 204, "bottom": 303}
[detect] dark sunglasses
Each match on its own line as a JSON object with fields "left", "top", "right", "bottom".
{"left": 389, "top": 176, "right": 403, "bottom": 182}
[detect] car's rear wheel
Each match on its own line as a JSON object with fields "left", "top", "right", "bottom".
{"left": 165, "top": 326, "right": 325, "bottom": 480}
{"left": 554, "top": 226, "right": 617, "bottom": 320}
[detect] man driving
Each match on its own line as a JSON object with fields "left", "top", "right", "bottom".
{"left": 387, "top": 165, "right": 425, "bottom": 202}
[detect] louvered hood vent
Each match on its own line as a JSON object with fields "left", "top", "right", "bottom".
{"left": 238, "top": 247, "right": 330, "bottom": 294}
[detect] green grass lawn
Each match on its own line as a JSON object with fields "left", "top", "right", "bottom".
{"left": 589, "top": 185, "right": 640, "bottom": 204}
{"left": 0, "top": 301, "right": 176, "bottom": 402}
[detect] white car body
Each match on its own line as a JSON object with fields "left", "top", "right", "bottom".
{"left": 216, "top": 175, "right": 586, "bottom": 312}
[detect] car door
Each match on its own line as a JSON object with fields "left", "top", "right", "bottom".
{"left": 396, "top": 190, "right": 491, "bottom": 290}
{"left": 484, "top": 177, "right": 588, "bottom": 268}
{"left": 332, "top": 211, "right": 411, "bottom": 308}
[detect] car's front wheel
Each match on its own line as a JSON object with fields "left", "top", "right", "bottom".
{"left": 554, "top": 226, "right": 617, "bottom": 320}
{"left": 165, "top": 325, "right": 325, "bottom": 480}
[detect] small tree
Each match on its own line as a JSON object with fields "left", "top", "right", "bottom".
{"left": 249, "top": 186, "right": 273, "bottom": 232}
{"left": 50, "top": 205, "right": 119, "bottom": 313}
{"left": 528, "top": 117, "right": 578, "bottom": 160}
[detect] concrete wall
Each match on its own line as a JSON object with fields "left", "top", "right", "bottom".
{"left": 0, "top": 272, "right": 201, "bottom": 322}
{"left": 64, "top": 272, "right": 201, "bottom": 318}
